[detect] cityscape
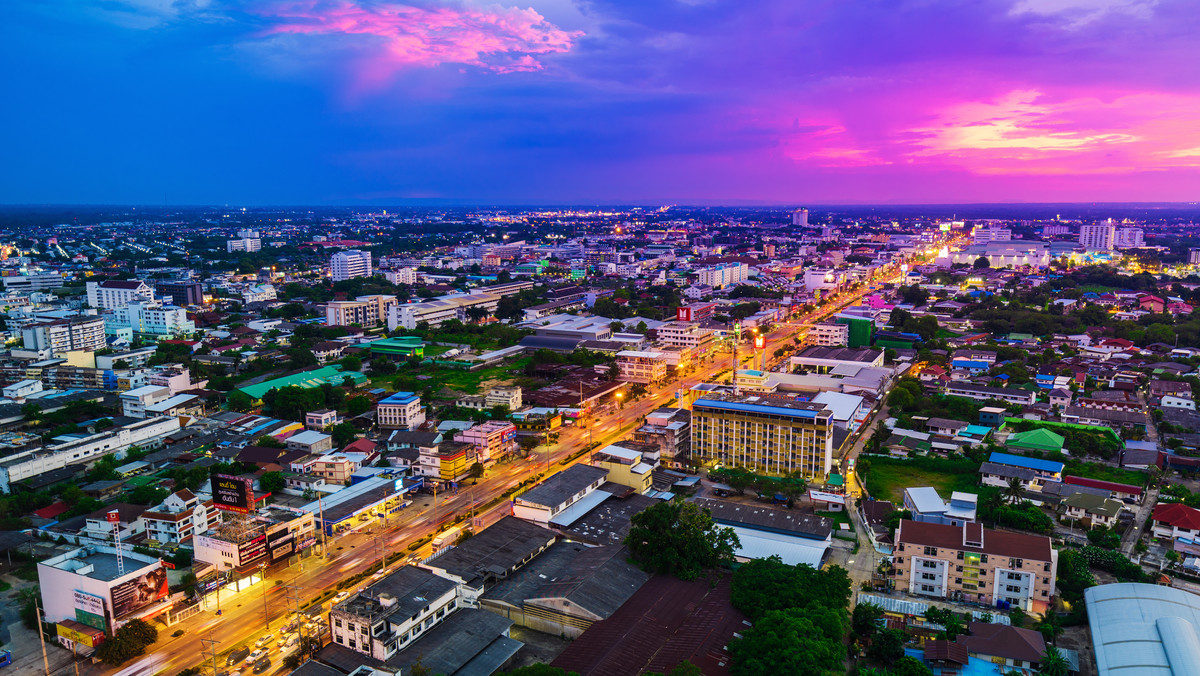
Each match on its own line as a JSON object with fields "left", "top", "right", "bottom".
{"left": 3, "top": 2, "right": 1200, "bottom": 676}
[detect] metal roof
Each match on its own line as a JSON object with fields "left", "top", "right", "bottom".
{"left": 693, "top": 398, "right": 819, "bottom": 419}
{"left": 1086, "top": 582, "right": 1200, "bottom": 676}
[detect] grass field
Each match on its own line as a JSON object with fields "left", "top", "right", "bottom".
{"left": 386, "top": 356, "right": 532, "bottom": 397}
{"left": 861, "top": 455, "right": 982, "bottom": 503}
{"left": 1064, "top": 459, "right": 1146, "bottom": 487}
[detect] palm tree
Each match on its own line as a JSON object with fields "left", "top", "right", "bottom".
{"left": 981, "top": 490, "right": 1005, "bottom": 527}
{"left": 1005, "top": 476, "right": 1025, "bottom": 505}
{"left": 1037, "top": 645, "right": 1069, "bottom": 676}
{"left": 1035, "top": 611, "right": 1064, "bottom": 645}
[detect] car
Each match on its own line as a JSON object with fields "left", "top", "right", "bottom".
{"left": 252, "top": 658, "right": 271, "bottom": 675}
{"left": 245, "top": 649, "right": 267, "bottom": 665}
{"left": 255, "top": 634, "right": 274, "bottom": 648}
{"left": 281, "top": 636, "right": 299, "bottom": 649}
{"left": 372, "top": 569, "right": 386, "bottom": 580}
{"left": 228, "top": 648, "right": 250, "bottom": 666}
{"left": 276, "top": 633, "right": 296, "bottom": 648}
{"left": 333, "top": 591, "right": 350, "bottom": 603}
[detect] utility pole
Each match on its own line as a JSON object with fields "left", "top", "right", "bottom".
{"left": 283, "top": 581, "right": 308, "bottom": 664}
{"left": 260, "top": 563, "right": 269, "bottom": 632}
{"left": 319, "top": 495, "right": 327, "bottom": 558}
{"left": 201, "top": 633, "right": 221, "bottom": 676}
{"left": 34, "top": 597, "right": 49, "bottom": 676}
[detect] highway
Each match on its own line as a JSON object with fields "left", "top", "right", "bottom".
{"left": 95, "top": 261, "right": 921, "bottom": 676}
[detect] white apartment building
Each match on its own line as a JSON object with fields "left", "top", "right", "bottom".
{"left": 86, "top": 280, "right": 154, "bottom": 310}
{"left": 485, "top": 387, "right": 522, "bottom": 411}
{"left": 1114, "top": 227, "right": 1145, "bottom": 249}
{"left": 331, "top": 250, "right": 373, "bottom": 281}
{"left": 0, "top": 416, "right": 180, "bottom": 493}
{"left": 616, "top": 350, "right": 669, "bottom": 384}
{"left": 973, "top": 227, "right": 1012, "bottom": 244}
{"left": 120, "top": 385, "right": 173, "bottom": 418}
{"left": 696, "top": 263, "right": 749, "bottom": 289}
{"left": 811, "top": 322, "right": 849, "bottom": 347}
{"left": 226, "top": 229, "right": 262, "bottom": 253}
{"left": 804, "top": 268, "right": 842, "bottom": 292}
{"left": 325, "top": 295, "right": 397, "bottom": 327}
{"left": 792, "top": 208, "right": 809, "bottom": 227}
{"left": 22, "top": 317, "right": 107, "bottom": 355}
{"left": 1079, "top": 223, "right": 1116, "bottom": 251}
{"left": 142, "top": 489, "right": 218, "bottom": 544}
{"left": 329, "top": 566, "right": 460, "bottom": 661}
{"left": 383, "top": 267, "right": 417, "bottom": 285}
{"left": 242, "top": 284, "right": 277, "bottom": 303}
{"left": 377, "top": 392, "right": 426, "bottom": 430}
{"left": 656, "top": 322, "right": 714, "bottom": 355}
{"left": 111, "top": 301, "right": 195, "bottom": 336}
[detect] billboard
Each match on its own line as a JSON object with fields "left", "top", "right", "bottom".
{"left": 73, "top": 590, "right": 107, "bottom": 631}
{"left": 57, "top": 622, "right": 103, "bottom": 648}
{"left": 267, "top": 528, "right": 295, "bottom": 563}
{"left": 212, "top": 474, "right": 255, "bottom": 513}
{"left": 238, "top": 533, "right": 268, "bottom": 566}
{"left": 109, "top": 566, "right": 168, "bottom": 618}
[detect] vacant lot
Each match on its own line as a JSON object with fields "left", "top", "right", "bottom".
{"left": 388, "top": 357, "right": 532, "bottom": 397}
{"left": 861, "top": 455, "right": 981, "bottom": 503}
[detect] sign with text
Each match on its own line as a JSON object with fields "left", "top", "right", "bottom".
{"left": 73, "top": 590, "right": 107, "bottom": 631}
{"left": 267, "top": 528, "right": 295, "bottom": 563}
{"left": 808, "top": 489, "right": 846, "bottom": 505}
{"left": 238, "top": 533, "right": 268, "bottom": 566}
{"left": 212, "top": 474, "right": 255, "bottom": 513}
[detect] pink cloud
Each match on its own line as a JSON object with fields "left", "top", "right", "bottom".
{"left": 257, "top": 0, "right": 582, "bottom": 80}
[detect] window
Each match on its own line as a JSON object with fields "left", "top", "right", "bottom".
{"left": 335, "top": 619, "right": 343, "bottom": 628}
{"left": 922, "top": 573, "right": 935, "bottom": 581}
{"left": 924, "top": 546, "right": 937, "bottom": 556}
{"left": 1006, "top": 585, "right": 1022, "bottom": 593}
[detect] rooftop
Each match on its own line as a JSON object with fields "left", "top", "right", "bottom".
{"left": 516, "top": 464, "right": 608, "bottom": 508}
{"left": 897, "top": 519, "right": 1052, "bottom": 562}
{"left": 987, "top": 451, "right": 1064, "bottom": 474}
{"left": 1086, "top": 582, "right": 1200, "bottom": 676}
{"left": 693, "top": 497, "right": 832, "bottom": 540}
{"left": 333, "top": 565, "right": 458, "bottom": 625}
{"left": 426, "top": 516, "right": 556, "bottom": 587}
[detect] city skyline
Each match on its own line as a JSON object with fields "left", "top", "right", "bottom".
{"left": 3, "top": 0, "right": 1199, "bottom": 205}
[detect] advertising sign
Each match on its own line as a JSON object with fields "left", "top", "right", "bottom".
{"left": 105, "top": 510, "right": 120, "bottom": 524}
{"left": 109, "top": 566, "right": 168, "bottom": 618}
{"left": 237, "top": 533, "right": 268, "bottom": 566}
{"left": 267, "top": 528, "right": 295, "bottom": 563}
{"left": 212, "top": 474, "right": 255, "bottom": 513}
{"left": 57, "top": 622, "right": 101, "bottom": 648}
{"left": 754, "top": 335, "right": 765, "bottom": 350}
{"left": 73, "top": 590, "right": 107, "bottom": 631}
{"left": 808, "top": 489, "right": 846, "bottom": 505}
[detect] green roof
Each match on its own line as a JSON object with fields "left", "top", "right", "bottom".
{"left": 238, "top": 365, "right": 369, "bottom": 400}
{"left": 827, "top": 473, "right": 844, "bottom": 486}
{"left": 1007, "top": 428, "right": 1065, "bottom": 452}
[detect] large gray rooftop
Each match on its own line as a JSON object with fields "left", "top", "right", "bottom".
{"left": 482, "top": 541, "right": 649, "bottom": 620}
{"left": 333, "top": 565, "right": 458, "bottom": 625}
{"left": 516, "top": 464, "right": 608, "bottom": 509}
{"left": 693, "top": 497, "right": 832, "bottom": 541}
{"left": 425, "top": 516, "right": 557, "bottom": 586}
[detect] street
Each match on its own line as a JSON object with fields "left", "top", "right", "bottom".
{"left": 50, "top": 266, "right": 915, "bottom": 676}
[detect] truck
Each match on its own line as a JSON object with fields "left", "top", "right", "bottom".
{"left": 431, "top": 525, "right": 464, "bottom": 552}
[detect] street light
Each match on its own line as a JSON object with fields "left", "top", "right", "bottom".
{"left": 260, "top": 563, "right": 269, "bottom": 632}
{"left": 615, "top": 392, "right": 625, "bottom": 432}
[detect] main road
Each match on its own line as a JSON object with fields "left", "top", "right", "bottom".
{"left": 118, "top": 263, "right": 917, "bottom": 676}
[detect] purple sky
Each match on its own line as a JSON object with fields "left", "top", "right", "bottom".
{"left": 2, "top": 0, "right": 1198, "bottom": 204}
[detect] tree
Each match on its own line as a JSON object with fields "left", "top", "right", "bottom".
{"left": 346, "top": 395, "right": 372, "bottom": 416}
{"left": 468, "top": 462, "right": 484, "bottom": 479}
{"left": 1004, "top": 476, "right": 1025, "bottom": 504}
{"left": 974, "top": 256, "right": 992, "bottom": 270}
{"left": 259, "top": 471, "right": 286, "bottom": 495}
{"left": 339, "top": 355, "right": 362, "bottom": 372}
{"left": 891, "top": 656, "right": 934, "bottom": 676}
{"left": 1009, "top": 606, "right": 1027, "bottom": 628}
{"left": 1037, "top": 645, "right": 1070, "bottom": 676}
{"left": 624, "top": 501, "right": 739, "bottom": 580}
{"left": 96, "top": 618, "right": 158, "bottom": 666}
{"left": 731, "top": 556, "right": 852, "bottom": 622}
{"left": 729, "top": 608, "right": 845, "bottom": 676}
{"left": 256, "top": 435, "right": 285, "bottom": 448}
{"left": 868, "top": 628, "right": 906, "bottom": 662}
{"left": 331, "top": 422, "right": 359, "bottom": 448}
{"left": 1035, "top": 611, "right": 1063, "bottom": 645}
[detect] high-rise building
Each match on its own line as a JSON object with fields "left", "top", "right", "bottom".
{"left": 973, "top": 227, "right": 1012, "bottom": 244}
{"left": 691, "top": 396, "right": 834, "bottom": 480}
{"left": 154, "top": 280, "right": 203, "bottom": 307}
{"left": 696, "top": 262, "right": 749, "bottom": 289}
{"left": 111, "top": 301, "right": 196, "bottom": 336}
{"left": 792, "top": 208, "right": 809, "bottom": 227}
{"left": 1079, "top": 222, "right": 1116, "bottom": 251}
{"left": 226, "top": 229, "right": 262, "bottom": 253}
{"left": 85, "top": 280, "right": 154, "bottom": 310}
{"left": 1114, "top": 228, "right": 1144, "bottom": 249}
{"left": 330, "top": 250, "right": 373, "bottom": 281}
{"left": 22, "top": 316, "right": 107, "bottom": 355}
{"left": 1190, "top": 249, "right": 1200, "bottom": 266}
{"left": 324, "top": 294, "right": 397, "bottom": 327}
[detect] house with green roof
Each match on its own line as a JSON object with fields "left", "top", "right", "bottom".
{"left": 370, "top": 336, "right": 425, "bottom": 359}
{"left": 238, "top": 365, "right": 369, "bottom": 401}
{"left": 1006, "top": 428, "right": 1065, "bottom": 454}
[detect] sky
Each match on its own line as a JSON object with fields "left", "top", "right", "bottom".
{"left": 2, "top": 0, "right": 1199, "bottom": 205}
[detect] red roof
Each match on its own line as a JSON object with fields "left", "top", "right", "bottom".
{"left": 1153, "top": 502, "right": 1200, "bottom": 530}
{"left": 897, "top": 520, "right": 1052, "bottom": 562}
{"left": 342, "top": 438, "right": 377, "bottom": 454}
{"left": 1064, "top": 475, "right": 1142, "bottom": 496}
{"left": 34, "top": 501, "right": 69, "bottom": 519}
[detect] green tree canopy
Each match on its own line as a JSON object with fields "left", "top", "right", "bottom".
{"left": 624, "top": 501, "right": 739, "bottom": 580}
